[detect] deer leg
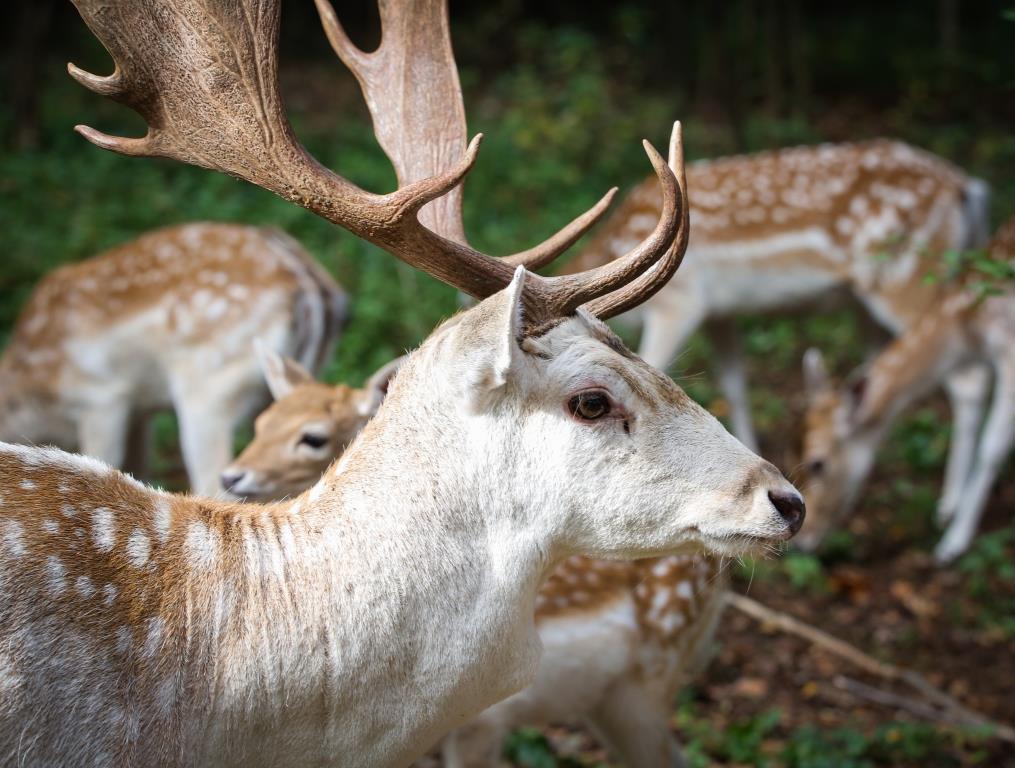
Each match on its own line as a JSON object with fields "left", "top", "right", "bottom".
{"left": 76, "top": 401, "right": 131, "bottom": 469}
{"left": 637, "top": 293, "right": 705, "bottom": 375}
{"left": 171, "top": 368, "right": 255, "bottom": 498}
{"left": 586, "top": 682, "right": 686, "bottom": 768}
{"left": 938, "top": 364, "right": 993, "bottom": 524}
{"left": 121, "top": 411, "right": 153, "bottom": 481}
{"left": 935, "top": 361, "right": 1014, "bottom": 563}
{"left": 707, "top": 317, "right": 758, "bottom": 452}
{"left": 440, "top": 718, "right": 506, "bottom": 768}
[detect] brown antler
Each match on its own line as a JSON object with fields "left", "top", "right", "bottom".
{"left": 69, "top": 0, "right": 687, "bottom": 326}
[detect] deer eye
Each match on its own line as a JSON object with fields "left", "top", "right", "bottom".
{"left": 568, "top": 391, "right": 612, "bottom": 421}
{"left": 298, "top": 432, "right": 329, "bottom": 449}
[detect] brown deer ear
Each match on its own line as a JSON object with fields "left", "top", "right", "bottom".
{"left": 255, "top": 340, "right": 314, "bottom": 400}
{"left": 802, "top": 348, "right": 830, "bottom": 398}
{"left": 843, "top": 369, "right": 874, "bottom": 425}
{"left": 357, "top": 356, "right": 408, "bottom": 417}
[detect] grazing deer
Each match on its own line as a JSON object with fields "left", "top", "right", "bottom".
{"left": 227, "top": 346, "right": 725, "bottom": 767}
{"left": 219, "top": 346, "right": 405, "bottom": 499}
{"left": 799, "top": 214, "right": 1015, "bottom": 562}
{"left": 0, "top": 222, "right": 347, "bottom": 497}
{"left": 0, "top": 1, "right": 803, "bottom": 765}
{"left": 566, "top": 142, "right": 991, "bottom": 499}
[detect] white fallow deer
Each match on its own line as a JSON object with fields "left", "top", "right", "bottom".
{"left": 224, "top": 347, "right": 727, "bottom": 767}
{"left": 565, "top": 142, "right": 992, "bottom": 513}
{"left": 799, "top": 214, "right": 1015, "bottom": 562}
{"left": 0, "top": 1, "right": 805, "bottom": 766}
{"left": 0, "top": 222, "right": 347, "bottom": 496}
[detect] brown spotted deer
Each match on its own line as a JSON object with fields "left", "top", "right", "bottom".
{"left": 225, "top": 346, "right": 725, "bottom": 766}
{"left": 219, "top": 346, "right": 405, "bottom": 498}
{"left": 567, "top": 143, "right": 991, "bottom": 509}
{"left": 0, "top": 222, "right": 346, "bottom": 497}
{"left": 799, "top": 214, "right": 1015, "bottom": 562}
{"left": 0, "top": 1, "right": 804, "bottom": 765}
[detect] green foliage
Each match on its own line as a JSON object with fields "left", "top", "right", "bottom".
{"left": 922, "top": 248, "right": 1015, "bottom": 300}
{"left": 955, "top": 522, "right": 1015, "bottom": 638}
{"left": 503, "top": 729, "right": 586, "bottom": 768}
{"left": 780, "top": 552, "right": 832, "bottom": 593}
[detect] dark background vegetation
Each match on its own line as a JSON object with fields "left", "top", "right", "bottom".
{"left": 2, "top": 2, "right": 1014, "bottom": 766}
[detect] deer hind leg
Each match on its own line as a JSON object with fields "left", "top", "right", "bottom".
{"left": 586, "top": 681, "right": 686, "bottom": 768}
{"left": 76, "top": 400, "right": 131, "bottom": 469}
{"left": 171, "top": 365, "right": 263, "bottom": 498}
{"left": 937, "top": 363, "right": 993, "bottom": 525}
{"left": 706, "top": 317, "right": 758, "bottom": 452}
{"left": 935, "top": 360, "right": 1014, "bottom": 563}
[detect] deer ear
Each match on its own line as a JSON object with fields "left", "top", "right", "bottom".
{"left": 458, "top": 266, "right": 527, "bottom": 408}
{"left": 255, "top": 340, "right": 313, "bottom": 400}
{"left": 357, "top": 355, "right": 408, "bottom": 417}
{"left": 846, "top": 373, "right": 871, "bottom": 422}
{"left": 802, "top": 348, "right": 830, "bottom": 398}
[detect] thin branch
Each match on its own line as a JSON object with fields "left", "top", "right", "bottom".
{"left": 726, "top": 592, "right": 1015, "bottom": 743}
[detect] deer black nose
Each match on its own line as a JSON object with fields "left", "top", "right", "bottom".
{"left": 220, "top": 470, "right": 246, "bottom": 492}
{"left": 769, "top": 490, "right": 806, "bottom": 534}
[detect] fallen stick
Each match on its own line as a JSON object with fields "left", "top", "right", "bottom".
{"left": 833, "top": 675, "right": 954, "bottom": 725}
{"left": 725, "top": 592, "right": 1015, "bottom": 743}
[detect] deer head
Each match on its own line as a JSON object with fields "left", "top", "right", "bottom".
{"left": 69, "top": 0, "right": 805, "bottom": 556}
{"left": 796, "top": 348, "right": 881, "bottom": 550}
{"left": 220, "top": 344, "right": 404, "bottom": 499}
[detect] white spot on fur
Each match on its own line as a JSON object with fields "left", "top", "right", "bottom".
{"left": 126, "top": 529, "right": 151, "bottom": 568}
{"left": 75, "top": 575, "right": 96, "bottom": 598}
{"left": 143, "top": 617, "right": 165, "bottom": 658}
{"left": 61, "top": 503, "right": 76, "bottom": 518}
{"left": 115, "top": 626, "right": 132, "bottom": 656}
{"left": 0, "top": 519, "right": 26, "bottom": 558}
{"left": 185, "top": 521, "right": 219, "bottom": 571}
{"left": 152, "top": 498, "right": 172, "bottom": 543}
{"left": 92, "top": 507, "right": 116, "bottom": 552}
{"left": 19, "top": 479, "right": 36, "bottom": 491}
{"left": 41, "top": 519, "right": 59, "bottom": 535}
{"left": 46, "top": 556, "right": 67, "bottom": 594}
{"left": 103, "top": 583, "right": 118, "bottom": 607}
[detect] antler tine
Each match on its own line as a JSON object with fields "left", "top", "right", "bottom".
{"left": 525, "top": 129, "right": 683, "bottom": 319}
{"left": 315, "top": 0, "right": 617, "bottom": 272}
{"left": 582, "top": 122, "right": 690, "bottom": 320}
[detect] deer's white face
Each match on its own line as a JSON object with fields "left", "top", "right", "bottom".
{"left": 394, "top": 271, "right": 804, "bottom": 559}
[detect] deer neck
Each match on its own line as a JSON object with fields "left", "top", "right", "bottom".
{"left": 237, "top": 405, "right": 557, "bottom": 763}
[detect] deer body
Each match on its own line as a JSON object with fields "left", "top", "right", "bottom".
{"left": 0, "top": 223, "right": 346, "bottom": 496}
{"left": 0, "top": 285, "right": 796, "bottom": 767}
{"left": 229, "top": 350, "right": 726, "bottom": 767}
{"left": 570, "top": 140, "right": 991, "bottom": 453}
{"left": 800, "top": 215, "right": 1015, "bottom": 561}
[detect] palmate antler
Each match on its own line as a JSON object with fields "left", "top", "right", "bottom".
{"left": 69, "top": 0, "right": 688, "bottom": 326}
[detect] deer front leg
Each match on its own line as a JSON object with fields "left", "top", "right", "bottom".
{"left": 586, "top": 681, "right": 687, "bottom": 768}
{"left": 76, "top": 400, "right": 131, "bottom": 469}
{"left": 171, "top": 365, "right": 261, "bottom": 498}
{"left": 706, "top": 317, "right": 758, "bottom": 452}
{"left": 937, "top": 363, "right": 993, "bottom": 525}
{"left": 637, "top": 290, "right": 706, "bottom": 377}
{"left": 935, "top": 361, "right": 1013, "bottom": 563}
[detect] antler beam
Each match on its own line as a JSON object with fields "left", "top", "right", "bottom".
{"left": 70, "top": 0, "right": 687, "bottom": 326}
